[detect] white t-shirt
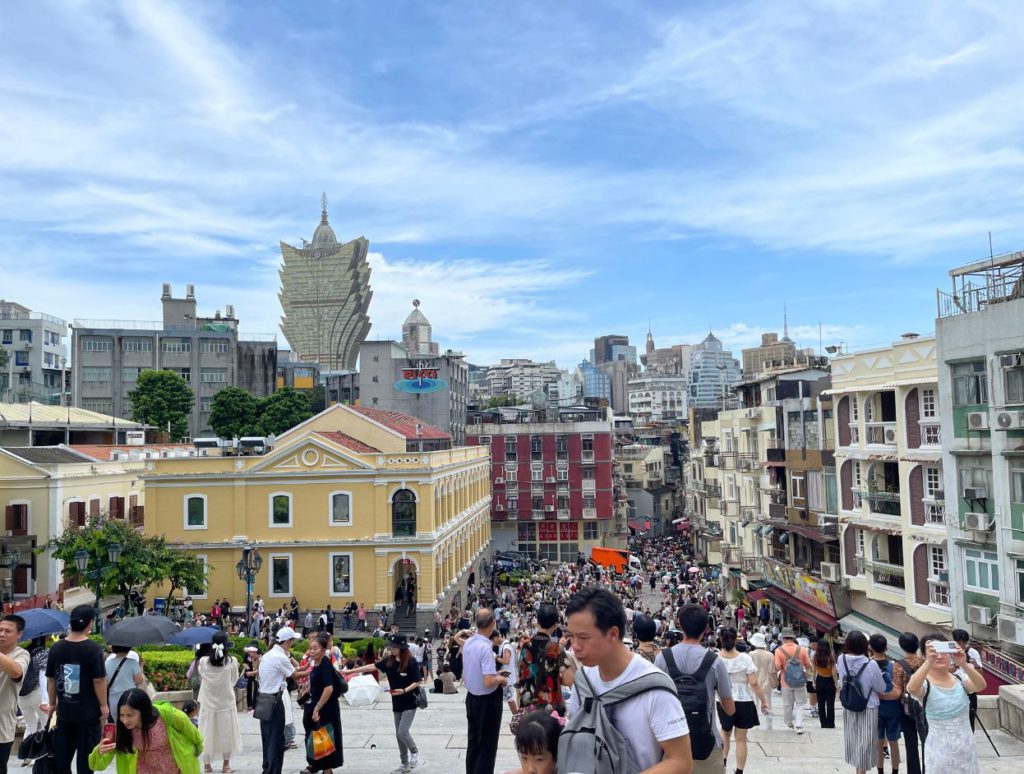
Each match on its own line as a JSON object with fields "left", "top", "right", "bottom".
{"left": 718, "top": 652, "right": 757, "bottom": 702}
{"left": 500, "top": 641, "right": 517, "bottom": 686}
{"left": 568, "top": 654, "right": 689, "bottom": 771}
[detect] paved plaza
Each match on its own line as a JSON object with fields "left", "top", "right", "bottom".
{"left": 225, "top": 686, "right": 1024, "bottom": 774}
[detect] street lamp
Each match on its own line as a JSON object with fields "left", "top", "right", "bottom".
{"left": 75, "top": 542, "right": 123, "bottom": 633}
{"left": 236, "top": 547, "right": 263, "bottom": 636}
{"left": 0, "top": 543, "right": 21, "bottom": 614}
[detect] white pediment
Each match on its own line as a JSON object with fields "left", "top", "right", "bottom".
{"left": 248, "top": 438, "right": 373, "bottom": 474}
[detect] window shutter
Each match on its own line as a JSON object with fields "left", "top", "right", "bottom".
{"left": 4, "top": 505, "right": 13, "bottom": 531}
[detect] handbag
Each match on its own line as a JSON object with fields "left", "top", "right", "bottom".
{"left": 306, "top": 722, "right": 337, "bottom": 760}
{"left": 252, "top": 691, "right": 280, "bottom": 721}
{"left": 19, "top": 713, "right": 54, "bottom": 760}
{"left": 415, "top": 685, "right": 428, "bottom": 709}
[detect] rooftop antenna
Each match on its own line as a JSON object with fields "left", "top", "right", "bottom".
{"left": 783, "top": 301, "right": 790, "bottom": 341}
{"left": 321, "top": 192, "right": 328, "bottom": 223}
{"left": 989, "top": 231, "right": 994, "bottom": 262}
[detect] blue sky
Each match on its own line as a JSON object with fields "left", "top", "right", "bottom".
{"left": 3, "top": 1, "right": 1024, "bottom": 367}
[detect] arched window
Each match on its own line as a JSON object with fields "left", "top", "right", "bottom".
{"left": 392, "top": 489, "right": 417, "bottom": 537}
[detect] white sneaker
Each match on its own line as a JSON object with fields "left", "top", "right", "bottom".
{"left": 795, "top": 726, "right": 805, "bottom": 734}
{"left": 409, "top": 752, "right": 419, "bottom": 768}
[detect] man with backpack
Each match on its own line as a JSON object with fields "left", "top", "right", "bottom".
{"left": 772, "top": 627, "right": 812, "bottom": 735}
{"left": 563, "top": 587, "right": 692, "bottom": 774}
{"left": 896, "top": 632, "right": 925, "bottom": 774}
{"left": 655, "top": 604, "right": 735, "bottom": 774}
{"left": 517, "top": 603, "right": 574, "bottom": 716}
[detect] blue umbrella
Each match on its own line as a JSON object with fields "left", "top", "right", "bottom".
{"left": 167, "top": 626, "right": 220, "bottom": 646}
{"left": 19, "top": 608, "right": 70, "bottom": 641}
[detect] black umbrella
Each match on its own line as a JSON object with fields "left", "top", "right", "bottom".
{"left": 104, "top": 615, "right": 180, "bottom": 646}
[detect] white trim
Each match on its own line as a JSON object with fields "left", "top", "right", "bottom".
{"left": 183, "top": 493, "right": 208, "bottom": 530}
{"left": 328, "top": 551, "right": 354, "bottom": 597}
{"left": 388, "top": 486, "right": 420, "bottom": 504}
{"left": 185, "top": 554, "right": 209, "bottom": 600}
{"left": 327, "top": 490, "right": 353, "bottom": 527}
{"left": 268, "top": 553, "right": 293, "bottom": 597}
{"left": 268, "top": 491, "right": 292, "bottom": 529}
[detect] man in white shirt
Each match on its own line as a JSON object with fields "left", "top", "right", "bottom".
{"left": 258, "top": 626, "right": 300, "bottom": 774}
{"left": 566, "top": 587, "right": 692, "bottom": 774}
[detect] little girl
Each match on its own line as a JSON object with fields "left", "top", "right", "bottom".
{"left": 504, "top": 710, "right": 563, "bottom": 774}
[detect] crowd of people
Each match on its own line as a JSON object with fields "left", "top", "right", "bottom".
{"left": 0, "top": 532, "right": 991, "bottom": 774}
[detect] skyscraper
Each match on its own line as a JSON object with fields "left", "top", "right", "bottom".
{"left": 279, "top": 194, "right": 372, "bottom": 370}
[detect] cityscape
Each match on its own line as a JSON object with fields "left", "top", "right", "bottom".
{"left": 3, "top": 2, "right": 1024, "bottom": 773}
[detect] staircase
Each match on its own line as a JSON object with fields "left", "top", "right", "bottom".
{"left": 391, "top": 606, "right": 420, "bottom": 635}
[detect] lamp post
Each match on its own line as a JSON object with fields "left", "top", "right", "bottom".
{"left": 236, "top": 546, "right": 262, "bottom": 637}
{"left": 0, "top": 543, "right": 20, "bottom": 614}
{"left": 74, "top": 542, "right": 123, "bottom": 633}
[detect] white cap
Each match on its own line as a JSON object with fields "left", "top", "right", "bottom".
{"left": 276, "top": 626, "right": 299, "bottom": 642}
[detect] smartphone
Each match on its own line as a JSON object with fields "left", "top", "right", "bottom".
{"left": 103, "top": 723, "right": 116, "bottom": 742}
{"left": 499, "top": 671, "right": 511, "bottom": 678}
{"left": 933, "top": 641, "right": 958, "bottom": 654}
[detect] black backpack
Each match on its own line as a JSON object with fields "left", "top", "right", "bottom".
{"left": 661, "top": 648, "right": 718, "bottom": 761}
{"left": 839, "top": 655, "right": 871, "bottom": 712}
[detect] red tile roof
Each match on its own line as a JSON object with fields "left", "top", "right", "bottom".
{"left": 348, "top": 407, "right": 450, "bottom": 440}
{"left": 315, "top": 431, "right": 380, "bottom": 454}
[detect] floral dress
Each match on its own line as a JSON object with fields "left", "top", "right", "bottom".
{"left": 132, "top": 718, "right": 177, "bottom": 774}
{"left": 922, "top": 674, "right": 979, "bottom": 774}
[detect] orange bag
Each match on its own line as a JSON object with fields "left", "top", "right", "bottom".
{"left": 307, "top": 723, "right": 336, "bottom": 760}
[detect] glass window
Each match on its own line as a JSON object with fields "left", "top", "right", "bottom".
{"left": 925, "top": 466, "right": 942, "bottom": 496}
{"left": 952, "top": 361, "right": 988, "bottom": 405}
{"left": 958, "top": 465, "right": 992, "bottom": 494}
{"left": 517, "top": 523, "right": 536, "bottom": 541}
{"left": 271, "top": 494, "right": 290, "bottom": 526}
{"left": 271, "top": 556, "right": 291, "bottom": 595}
{"left": 82, "top": 338, "right": 113, "bottom": 352}
{"left": 14, "top": 351, "right": 28, "bottom": 366}
{"left": 1007, "top": 368, "right": 1024, "bottom": 405}
{"left": 1017, "top": 560, "right": 1024, "bottom": 606}
{"left": 200, "top": 340, "right": 229, "bottom": 354}
{"left": 920, "top": 388, "right": 937, "bottom": 417}
{"left": 531, "top": 468, "right": 543, "bottom": 481}
{"left": 1013, "top": 464, "right": 1024, "bottom": 505}
{"left": 929, "top": 546, "right": 946, "bottom": 576}
{"left": 122, "top": 367, "right": 142, "bottom": 383}
{"left": 964, "top": 548, "right": 999, "bottom": 592}
{"left": 162, "top": 339, "right": 192, "bottom": 353}
{"left": 185, "top": 496, "right": 206, "bottom": 528}
{"left": 556, "top": 468, "right": 568, "bottom": 481}
{"left": 19, "top": 330, "right": 32, "bottom": 342}
{"left": 0, "top": 330, "right": 10, "bottom": 344}
{"left": 122, "top": 338, "right": 153, "bottom": 352}
{"left": 331, "top": 492, "right": 351, "bottom": 525}
{"left": 200, "top": 368, "right": 228, "bottom": 383}
{"left": 583, "top": 522, "right": 599, "bottom": 540}
{"left": 82, "top": 368, "right": 112, "bottom": 382}
{"left": 392, "top": 489, "right": 417, "bottom": 536}
{"left": 331, "top": 554, "right": 352, "bottom": 594}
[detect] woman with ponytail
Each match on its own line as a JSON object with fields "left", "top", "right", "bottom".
{"left": 197, "top": 631, "right": 243, "bottom": 772}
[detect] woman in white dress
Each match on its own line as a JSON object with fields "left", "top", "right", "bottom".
{"left": 197, "top": 631, "right": 243, "bottom": 773}
{"left": 906, "top": 634, "right": 986, "bottom": 774}
{"left": 717, "top": 627, "right": 769, "bottom": 773}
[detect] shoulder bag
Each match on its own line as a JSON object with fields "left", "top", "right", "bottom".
{"left": 253, "top": 690, "right": 281, "bottom": 721}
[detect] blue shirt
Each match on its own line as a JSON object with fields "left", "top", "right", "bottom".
{"left": 461, "top": 633, "right": 497, "bottom": 696}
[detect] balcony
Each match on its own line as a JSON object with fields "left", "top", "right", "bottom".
{"left": 929, "top": 579, "right": 951, "bottom": 607}
{"left": 582, "top": 508, "right": 597, "bottom": 519}
{"left": 862, "top": 489, "right": 902, "bottom": 517}
{"left": 582, "top": 479, "right": 596, "bottom": 491}
{"left": 920, "top": 421, "right": 941, "bottom": 446}
{"left": 581, "top": 450, "right": 595, "bottom": 463}
{"left": 854, "top": 556, "right": 906, "bottom": 588}
{"left": 766, "top": 447, "right": 785, "bottom": 463}
{"left": 741, "top": 555, "right": 762, "bottom": 576}
{"left": 557, "top": 509, "right": 570, "bottom": 520}
{"left": 531, "top": 510, "right": 545, "bottom": 520}
{"left": 924, "top": 501, "right": 945, "bottom": 526}
{"left": 768, "top": 502, "right": 787, "bottom": 520}
{"left": 865, "top": 421, "right": 897, "bottom": 446}
{"left": 705, "top": 484, "right": 723, "bottom": 499}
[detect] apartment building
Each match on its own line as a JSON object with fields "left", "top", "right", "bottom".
{"left": 145, "top": 404, "right": 490, "bottom": 632}
{"left": 618, "top": 441, "right": 680, "bottom": 539}
{"left": 466, "top": 405, "right": 620, "bottom": 558}
{"left": 830, "top": 335, "right": 949, "bottom": 643}
{"left": 1, "top": 300, "right": 67, "bottom": 404}
{"left": 483, "top": 359, "right": 562, "bottom": 398}
{"left": 627, "top": 375, "right": 689, "bottom": 424}
{"left": 70, "top": 284, "right": 276, "bottom": 439}
{"left": 935, "top": 251, "right": 1024, "bottom": 688}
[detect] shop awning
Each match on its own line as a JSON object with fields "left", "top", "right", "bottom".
{"left": 766, "top": 520, "right": 839, "bottom": 544}
{"left": 762, "top": 586, "right": 839, "bottom": 633}
{"left": 838, "top": 612, "right": 904, "bottom": 659}
{"left": 747, "top": 589, "right": 767, "bottom": 602}
{"left": 674, "top": 520, "right": 690, "bottom": 532}
{"left": 627, "top": 519, "right": 651, "bottom": 533}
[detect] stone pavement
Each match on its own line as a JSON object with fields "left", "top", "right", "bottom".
{"left": 225, "top": 686, "right": 1024, "bottom": 774}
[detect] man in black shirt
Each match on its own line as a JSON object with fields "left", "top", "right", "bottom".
{"left": 44, "top": 605, "right": 107, "bottom": 774}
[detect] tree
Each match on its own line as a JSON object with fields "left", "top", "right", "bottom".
{"left": 164, "top": 548, "right": 208, "bottom": 608}
{"left": 309, "top": 384, "right": 326, "bottom": 414}
{"left": 256, "top": 387, "right": 312, "bottom": 435}
{"left": 46, "top": 515, "right": 169, "bottom": 615}
{"left": 128, "top": 370, "right": 194, "bottom": 441}
{"left": 209, "top": 386, "right": 259, "bottom": 438}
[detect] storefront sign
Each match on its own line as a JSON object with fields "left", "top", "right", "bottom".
{"left": 394, "top": 362, "right": 448, "bottom": 394}
{"left": 760, "top": 558, "right": 837, "bottom": 616}
{"left": 980, "top": 645, "right": 1024, "bottom": 685}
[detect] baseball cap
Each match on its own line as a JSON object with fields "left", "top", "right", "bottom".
{"left": 275, "top": 626, "right": 299, "bottom": 642}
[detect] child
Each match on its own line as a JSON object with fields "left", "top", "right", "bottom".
{"left": 504, "top": 710, "right": 563, "bottom": 774}
{"left": 181, "top": 699, "right": 200, "bottom": 727}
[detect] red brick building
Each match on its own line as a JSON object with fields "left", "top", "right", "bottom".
{"left": 466, "top": 406, "right": 618, "bottom": 561}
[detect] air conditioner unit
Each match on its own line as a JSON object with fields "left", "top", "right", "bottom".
{"left": 495, "top": 504, "right": 504, "bottom": 511}
{"left": 936, "top": 570, "right": 949, "bottom": 583}
{"left": 820, "top": 562, "right": 841, "bottom": 582}
{"left": 998, "top": 614, "right": 1024, "bottom": 646}
{"left": 967, "top": 604, "right": 995, "bottom": 626}
{"left": 963, "top": 487, "right": 988, "bottom": 501}
{"left": 995, "top": 410, "right": 1024, "bottom": 430}
{"left": 999, "top": 353, "right": 1024, "bottom": 368}
{"left": 494, "top": 477, "right": 504, "bottom": 485}
{"left": 545, "top": 505, "right": 555, "bottom": 512}
{"left": 740, "top": 517, "right": 751, "bottom": 527}
{"left": 884, "top": 427, "right": 897, "bottom": 443}
{"left": 967, "top": 411, "right": 988, "bottom": 430}
{"left": 545, "top": 477, "right": 556, "bottom": 483}
{"left": 964, "top": 511, "right": 993, "bottom": 531}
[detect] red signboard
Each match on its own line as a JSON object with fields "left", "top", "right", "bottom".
{"left": 539, "top": 523, "right": 558, "bottom": 541}
{"left": 402, "top": 368, "right": 439, "bottom": 380}
{"left": 559, "top": 522, "right": 578, "bottom": 540}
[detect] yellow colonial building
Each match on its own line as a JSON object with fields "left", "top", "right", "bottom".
{"left": 144, "top": 405, "right": 491, "bottom": 628}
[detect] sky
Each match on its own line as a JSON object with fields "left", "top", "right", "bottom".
{"left": 3, "top": 0, "right": 1024, "bottom": 368}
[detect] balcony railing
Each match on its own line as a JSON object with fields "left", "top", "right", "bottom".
{"left": 924, "top": 501, "right": 945, "bottom": 526}
{"left": 741, "top": 555, "right": 762, "bottom": 575}
{"left": 929, "top": 579, "right": 951, "bottom": 607}
{"left": 855, "top": 556, "right": 906, "bottom": 587}
{"left": 705, "top": 484, "right": 723, "bottom": 498}
{"left": 582, "top": 479, "right": 596, "bottom": 491}
{"left": 582, "top": 508, "right": 597, "bottom": 519}
{"left": 768, "top": 502, "right": 787, "bottom": 520}
{"left": 859, "top": 489, "right": 902, "bottom": 517}
{"left": 920, "top": 420, "right": 941, "bottom": 446}
{"left": 557, "top": 509, "right": 570, "bottom": 520}
{"left": 865, "top": 422, "right": 897, "bottom": 446}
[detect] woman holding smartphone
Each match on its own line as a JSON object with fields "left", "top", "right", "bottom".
{"left": 906, "top": 634, "right": 986, "bottom": 774}
{"left": 344, "top": 633, "right": 421, "bottom": 773}
{"left": 89, "top": 688, "right": 203, "bottom": 774}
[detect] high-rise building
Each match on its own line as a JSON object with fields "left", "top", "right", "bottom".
{"left": 593, "top": 334, "right": 636, "bottom": 366}
{"left": 577, "top": 360, "right": 612, "bottom": 404}
{"left": 688, "top": 332, "right": 742, "bottom": 409}
{"left": 358, "top": 301, "right": 469, "bottom": 444}
{"left": 640, "top": 329, "right": 694, "bottom": 376}
{"left": 70, "top": 284, "right": 276, "bottom": 439}
{"left": 742, "top": 332, "right": 814, "bottom": 379}
{"left": 278, "top": 195, "right": 372, "bottom": 370}
{"left": 1, "top": 300, "right": 67, "bottom": 404}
